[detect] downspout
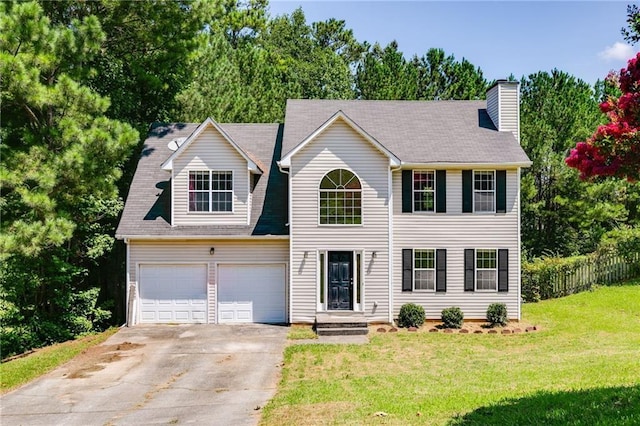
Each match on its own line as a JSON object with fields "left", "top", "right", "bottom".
{"left": 278, "top": 162, "right": 292, "bottom": 323}
{"left": 517, "top": 168, "right": 522, "bottom": 321}
{"left": 125, "top": 238, "right": 131, "bottom": 327}
{"left": 388, "top": 163, "right": 403, "bottom": 324}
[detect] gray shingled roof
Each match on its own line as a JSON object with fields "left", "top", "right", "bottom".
{"left": 118, "top": 99, "right": 531, "bottom": 239}
{"left": 281, "top": 100, "right": 531, "bottom": 165}
{"left": 116, "top": 122, "right": 288, "bottom": 238}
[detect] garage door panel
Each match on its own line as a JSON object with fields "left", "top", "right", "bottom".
{"left": 218, "top": 265, "right": 285, "bottom": 324}
{"left": 139, "top": 265, "right": 207, "bottom": 324}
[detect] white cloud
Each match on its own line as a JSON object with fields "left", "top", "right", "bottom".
{"left": 599, "top": 42, "right": 636, "bottom": 61}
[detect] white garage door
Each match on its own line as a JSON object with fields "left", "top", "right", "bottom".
{"left": 139, "top": 264, "right": 207, "bottom": 323}
{"left": 217, "top": 264, "right": 286, "bottom": 324}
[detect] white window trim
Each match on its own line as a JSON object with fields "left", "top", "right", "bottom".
{"left": 413, "top": 248, "right": 436, "bottom": 292}
{"left": 475, "top": 248, "right": 498, "bottom": 292}
{"left": 317, "top": 169, "right": 364, "bottom": 227}
{"left": 473, "top": 170, "right": 496, "bottom": 214}
{"left": 187, "top": 170, "right": 234, "bottom": 214}
{"left": 412, "top": 170, "right": 436, "bottom": 213}
{"left": 316, "top": 249, "right": 365, "bottom": 312}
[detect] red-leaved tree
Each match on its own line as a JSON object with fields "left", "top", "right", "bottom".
{"left": 566, "top": 53, "right": 640, "bottom": 181}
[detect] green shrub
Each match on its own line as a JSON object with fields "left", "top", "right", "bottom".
{"left": 486, "top": 303, "right": 508, "bottom": 327}
{"left": 398, "top": 303, "right": 425, "bottom": 328}
{"left": 522, "top": 229, "right": 640, "bottom": 304}
{"left": 441, "top": 307, "right": 464, "bottom": 329}
{"left": 599, "top": 227, "right": 640, "bottom": 272}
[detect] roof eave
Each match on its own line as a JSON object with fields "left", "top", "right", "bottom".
{"left": 117, "top": 234, "right": 290, "bottom": 241}
{"left": 160, "top": 117, "right": 263, "bottom": 174}
{"left": 280, "top": 110, "right": 401, "bottom": 167}
{"left": 401, "top": 161, "right": 533, "bottom": 169}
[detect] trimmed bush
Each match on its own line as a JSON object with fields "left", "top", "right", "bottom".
{"left": 441, "top": 307, "right": 464, "bottom": 329}
{"left": 486, "top": 303, "right": 508, "bottom": 327}
{"left": 398, "top": 303, "right": 425, "bottom": 328}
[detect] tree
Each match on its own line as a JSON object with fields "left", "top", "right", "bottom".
{"left": 415, "top": 48, "right": 487, "bottom": 100}
{"left": 263, "top": 8, "right": 356, "bottom": 101}
{"left": 520, "top": 70, "right": 637, "bottom": 257}
{"left": 355, "top": 44, "right": 487, "bottom": 101}
{"left": 40, "top": 0, "right": 209, "bottom": 132}
{"left": 218, "top": 0, "right": 268, "bottom": 47}
{"left": 621, "top": 4, "right": 640, "bottom": 45}
{"left": 177, "top": 8, "right": 362, "bottom": 123}
{"left": 175, "top": 31, "right": 285, "bottom": 123}
{"left": 0, "top": 1, "right": 138, "bottom": 356}
{"left": 566, "top": 53, "right": 640, "bottom": 181}
{"left": 356, "top": 41, "right": 420, "bottom": 100}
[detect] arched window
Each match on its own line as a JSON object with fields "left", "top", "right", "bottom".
{"left": 319, "top": 169, "right": 362, "bottom": 225}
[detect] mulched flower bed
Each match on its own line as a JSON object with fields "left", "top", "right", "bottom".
{"left": 373, "top": 321, "right": 540, "bottom": 335}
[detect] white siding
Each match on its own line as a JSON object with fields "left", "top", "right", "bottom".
{"left": 173, "top": 127, "right": 249, "bottom": 225}
{"left": 129, "top": 239, "right": 288, "bottom": 323}
{"left": 499, "top": 84, "right": 520, "bottom": 142}
{"left": 393, "top": 169, "right": 521, "bottom": 320}
{"left": 486, "top": 82, "right": 520, "bottom": 142}
{"left": 290, "top": 119, "right": 390, "bottom": 323}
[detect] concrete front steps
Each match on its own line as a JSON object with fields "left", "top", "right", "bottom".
{"left": 315, "top": 312, "right": 369, "bottom": 336}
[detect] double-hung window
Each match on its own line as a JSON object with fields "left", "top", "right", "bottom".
{"left": 188, "top": 171, "right": 233, "bottom": 212}
{"left": 474, "top": 171, "right": 495, "bottom": 213}
{"left": 476, "top": 249, "right": 497, "bottom": 290}
{"left": 403, "top": 248, "right": 447, "bottom": 292}
{"left": 413, "top": 171, "right": 435, "bottom": 212}
{"left": 414, "top": 249, "right": 435, "bottom": 290}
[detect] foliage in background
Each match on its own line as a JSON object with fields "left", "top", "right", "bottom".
{"left": 0, "top": 1, "right": 138, "bottom": 357}
{"left": 177, "top": 7, "right": 364, "bottom": 123}
{"left": 598, "top": 226, "right": 640, "bottom": 266}
{"left": 519, "top": 70, "right": 639, "bottom": 257}
{"left": 40, "top": 0, "right": 208, "bottom": 132}
{"left": 356, "top": 43, "right": 488, "bottom": 100}
{"left": 521, "top": 227, "right": 640, "bottom": 303}
{"left": 621, "top": 4, "right": 640, "bottom": 45}
{"left": 566, "top": 53, "right": 640, "bottom": 181}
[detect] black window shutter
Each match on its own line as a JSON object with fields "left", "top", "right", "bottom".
{"left": 402, "top": 170, "right": 412, "bottom": 213}
{"left": 462, "top": 170, "right": 473, "bottom": 213}
{"left": 464, "top": 249, "right": 475, "bottom": 291}
{"left": 496, "top": 170, "right": 507, "bottom": 213}
{"left": 498, "top": 249, "right": 509, "bottom": 292}
{"left": 436, "top": 249, "right": 447, "bottom": 292}
{"left": 402, "top": 249, "right": 413, "bottom": 291}
{"left": 436, "top": 170, "right": 446, "bottom": 213}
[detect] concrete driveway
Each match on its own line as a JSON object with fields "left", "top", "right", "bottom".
{"left": 1, "top": 324, "right": 288, "bottom": 426}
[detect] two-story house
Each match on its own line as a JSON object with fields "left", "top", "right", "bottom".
{"left": 116, "top": 80, "right": 531, "bottom": 326}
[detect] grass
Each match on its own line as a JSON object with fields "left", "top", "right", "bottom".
{"left": 0, "top": 328, "right": 118, "bottom": 394}
{"left": 261, "top": 281, "right": 640, "bottom": 425}
{"left": 288, "top": 325, "right": 318, "bottom": 340}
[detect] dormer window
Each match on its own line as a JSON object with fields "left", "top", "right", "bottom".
{"left": 188, "top": 171, "right": 233, "bottom": 212}
{"left": 319, "top": 169, "right": 362, "bottom": 225}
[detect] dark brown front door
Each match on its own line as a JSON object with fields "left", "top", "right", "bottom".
{"left": 328, "top": 251, "right": 353, "bottom": 310}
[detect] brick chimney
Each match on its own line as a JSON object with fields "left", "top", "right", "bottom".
{"left": 486, "top": 80, "right": 520, "bottom": 143}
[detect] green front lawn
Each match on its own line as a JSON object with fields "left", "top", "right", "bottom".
{"left": 262, "top": 282, "right": 640, "bottom": 425}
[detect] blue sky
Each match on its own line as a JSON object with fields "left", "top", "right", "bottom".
{"left": 268, "top": 1, "right": 638, "bottom": 85}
